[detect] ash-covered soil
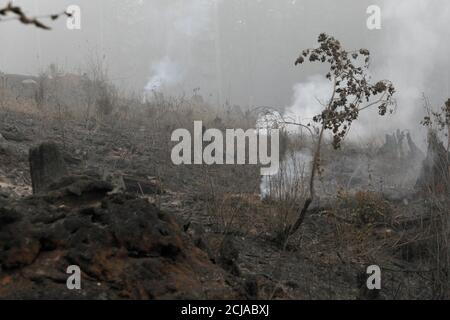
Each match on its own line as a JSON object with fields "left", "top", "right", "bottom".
{"left": 0, "top": 108, "right": 445, "bottom": 299}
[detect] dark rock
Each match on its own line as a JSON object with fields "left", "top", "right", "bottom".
{"left": 0, "top": 183, "right": 242, "bottom": 299}
{"left": 0, "top": 207, "right": 22, "bottom": 225}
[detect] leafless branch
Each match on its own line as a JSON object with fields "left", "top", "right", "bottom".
{"left": 0, "top": 2, "right": 71, "bottom": 30}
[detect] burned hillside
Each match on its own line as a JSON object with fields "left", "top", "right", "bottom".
{"left": 0, "top": 0, "right": 449, "bottom": 303}
{"left": 0, "top": 84, "right": 448, "bottom": 299}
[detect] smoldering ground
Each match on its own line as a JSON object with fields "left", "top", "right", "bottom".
{"left": 0, "top": 0, "right": 449, "bottom": 300}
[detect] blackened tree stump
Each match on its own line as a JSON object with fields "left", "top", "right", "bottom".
{"left": 29, "top": 142, "right": 68, "bottom": 194}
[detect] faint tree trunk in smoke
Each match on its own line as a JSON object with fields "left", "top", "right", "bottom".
{"left": 416, "top": 131, "right": 450, "bottom": 194}
{"left": 378, "top": 129, "right": 424, "bottom": 160}
{"left": 420, "top": 98, "right": 450, "bottom": 193}
{"left": 406, "top": 132, "right": 424, "bottom": 159}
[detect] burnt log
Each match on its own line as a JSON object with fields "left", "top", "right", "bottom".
{"left": 29, "top": 142, "right": 68, "bottom": 194}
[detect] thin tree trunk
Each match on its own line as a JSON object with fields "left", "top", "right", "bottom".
{"left": 287, "top": 78, "right": 337, "bottom": 236}
{"left": 288, "top": 125, "right": 325, "bottom": 235}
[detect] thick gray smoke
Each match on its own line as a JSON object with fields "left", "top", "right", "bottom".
{"left": 285, "top": 0, "right": 450, "bottom": 145}
{"left": 374, "top": 0, "right": 450, "bottom": 141}
{"left": 0, "top": 0, "right": 448, "bottom": 120}
{"left": 144, "top": 56, "right": 184, "bottom": 93}
{"left": 268, "top": 0, "right": 450, "bottom": 197}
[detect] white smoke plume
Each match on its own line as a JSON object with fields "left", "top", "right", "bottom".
{"left": 144, "top": 0, "right": 222, "bottom": 97}
{"left": 373, "top": 0, "right": 450, "bottom": 140}
{"left": 286, "top": 0, "right": 450, "bottom": 144}
{"left": 145, "top": 56, "right": 184, "bottom": 93}
{"left": 284, "top": 75, "right": 332, "bottom": 129}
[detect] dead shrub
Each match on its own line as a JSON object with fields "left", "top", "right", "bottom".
{"left": 424, "top": 193, "right": 450, "bottom": 299}
{"left": 336, "top": 190, "right": 394, "bottom": 226}
{"left": 262, "top": 148, "right": 309, "bottom": 242}
{"left": 206, "top": 192, "right": 258, "bottom": 236}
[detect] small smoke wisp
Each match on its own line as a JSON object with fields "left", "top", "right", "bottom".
{"left": 144, "top": 0, "right": 222, "bottom": 98}
{"left": 144, "top": 56, "right": 184, "bottom": 94}
{"left": 373, "top": 0, "right": 450, "bottom": 140}
{"left": 260, "top": 148, "right": 312, "bottom": 200}
{"left": 284, "top": 74, "right": 333, "bottom": 130}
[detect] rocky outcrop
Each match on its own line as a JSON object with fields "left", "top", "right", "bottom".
{"left": 0, "top": 175, "right": 242, "bottom": 299}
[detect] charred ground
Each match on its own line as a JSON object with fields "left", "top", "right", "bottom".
{"left": 0, "top": 85, "right": 448, "bottom": 299}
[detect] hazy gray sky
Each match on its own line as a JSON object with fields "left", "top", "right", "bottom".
{"left": 1, "top": 0, "right": 449, "bottom": 140}
{"left": 0, "top": 0, "right": 385, "bottom": 102}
